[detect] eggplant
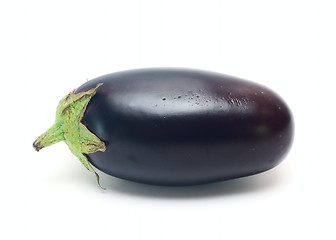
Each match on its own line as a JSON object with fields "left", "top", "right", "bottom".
{"left": 33, "top": 68, "right": 293, "bottom": 188}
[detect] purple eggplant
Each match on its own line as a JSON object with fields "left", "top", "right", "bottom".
{"left": 33, "top": 68, "right": 293, "bottom": 188}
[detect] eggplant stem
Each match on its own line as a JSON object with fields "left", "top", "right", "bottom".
{"left": 33, "top": 83, "right": 106, "bottom": 189}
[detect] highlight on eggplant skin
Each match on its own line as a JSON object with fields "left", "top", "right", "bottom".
{"left": 33, "top": 68, "right": 293, "bottom": 187}
{"left": 78, "top": 68, "right": 293, "bottom": 186}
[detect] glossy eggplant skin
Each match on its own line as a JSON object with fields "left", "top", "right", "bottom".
{"left": 75, "top": 68, "right": 293, "bottom": 186}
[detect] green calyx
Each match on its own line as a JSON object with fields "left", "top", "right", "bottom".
{"left": 33, "top": 83, "right": 106, "bottom": 189}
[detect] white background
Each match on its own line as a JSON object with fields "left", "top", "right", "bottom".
{"left": 1, "top": 0, "right": 335, "bottom": 239}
